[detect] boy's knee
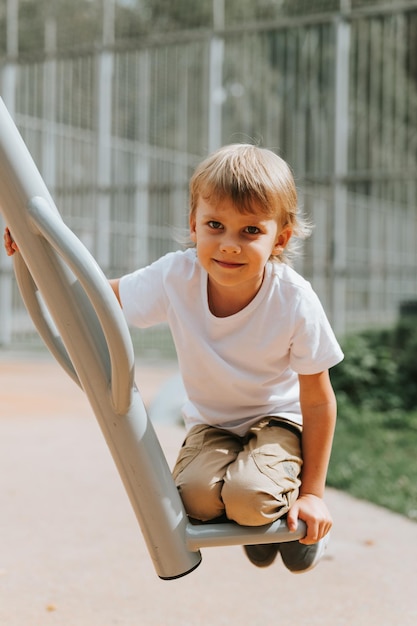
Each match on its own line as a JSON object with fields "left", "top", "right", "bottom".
{"left": 222, "top": 481, "right": 293, "bottom": 526}
{"left": 177, "top": 481, "right": 225, "bottom": 522}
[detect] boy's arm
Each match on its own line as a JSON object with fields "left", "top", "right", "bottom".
{"left": 4, "top": 227, "right": 123, "bottom": 308}
{"left": 109, "top": 278, "right": 121, "bottom": 306}
{"left": 286, "top": 369, "right": 337, "bottom": 544}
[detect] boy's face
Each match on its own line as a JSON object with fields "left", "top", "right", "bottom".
{"left": 190, "top": 196, "right": 292, "bottom": 310}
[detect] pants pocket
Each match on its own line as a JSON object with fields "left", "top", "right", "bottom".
{"left": 250, "top": 427, "right": 302, "bottom": 493}
{"left": 172, "top": 424, "right": 209, "bottom": 480}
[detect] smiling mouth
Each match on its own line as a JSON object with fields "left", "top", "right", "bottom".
{"left": 214, "top": 259, "right": 245, "bottom": 269}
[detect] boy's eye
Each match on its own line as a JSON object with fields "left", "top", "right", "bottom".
{"left": 208, "top": 220, "right": 223, "bottom": 229}
{"left": 245, "top": 225, "right": 260, "bottom": 235}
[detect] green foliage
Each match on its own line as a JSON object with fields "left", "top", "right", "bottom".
{"left": 328, "top": 320, "right": 417, "bottom": 520}
{"left": 328, "top": 406, "right": 417, "bottom": 520}
{"left": 330, "top": 319, "right": 417, "bottom": 412}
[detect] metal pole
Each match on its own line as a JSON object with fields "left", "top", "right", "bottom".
{"left": 42, "top": 17, "right": 57, "bottom": 191}
{"left": 208, "top": 0, "right": 225, "bottom": 152}
{"left": 96, "top": 0, "right": 115, "bottom": 270}
{"left": 331, "top": 11, "right": 350, "bottom": 336}
{"left": 0, "top": 0, "right": 19, "bottom": 346}
{"left": 2, "top": 0, "right": 18, "bottom": 112}
{"left": 0, "top": 98, "right": 202, "bottom": 580}
{"left": 134, "top": 50, "right": 151, "bottom": 268}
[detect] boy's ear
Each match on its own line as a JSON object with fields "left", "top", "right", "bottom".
{"left": 189, "top": 216, "right": 197, "bottom": 243}
{"left": 273, "top": 225, "right": 292, "bottom": 254}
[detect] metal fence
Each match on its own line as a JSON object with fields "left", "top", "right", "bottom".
{"left": 1, "top": 1, "right": 417, "bottom": 353}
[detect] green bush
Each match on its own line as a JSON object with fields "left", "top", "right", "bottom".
{"left": 330, "top": 319, "right": 417, "bottom": 412}
{"left": 328, "top": 319, "right": 417, "bottom": 520}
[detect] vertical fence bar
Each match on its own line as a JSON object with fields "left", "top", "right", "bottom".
{"left": 208, "top": 0, "right": 225, "bottom": 152}
{"left": 331, "top": 12, "right": 350, "bottom": 335}
{"left": 95, "top": 0, "right": 115, "bottom": 271}
{"left": 42, "top": 17, "right": 57, "bottom": 192}
{"left": 0, "top": 0, "right": 19, "bottom": 346}
{"left": 2, "top": 0, "right": 18, "bottom": 114}
{"left": 96, "top": 50, "right": 113, "bottom": 270}
{"left": 133, "top": 49, "right": 151, "bottom": 268}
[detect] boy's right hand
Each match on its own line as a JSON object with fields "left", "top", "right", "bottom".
{"left": 3, "top": 227, "right": 18, "bottom": 256}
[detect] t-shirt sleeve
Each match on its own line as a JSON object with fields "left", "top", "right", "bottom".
{"left": 289, "top": 287, "right": 344, "bottom": 375}
{"left": 118, "top": 254, "right": 172, "bottom": 328}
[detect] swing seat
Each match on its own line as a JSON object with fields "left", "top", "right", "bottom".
{"left": 0, "top": 98, "right": 306, "bottom": 580}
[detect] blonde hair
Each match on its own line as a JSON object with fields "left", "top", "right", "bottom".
{"left": 189, "top": 143, "right": 311, "bottom": 263}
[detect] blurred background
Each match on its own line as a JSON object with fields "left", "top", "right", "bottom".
{"left": 0, "top": 0, "right": 416, "bottom": 355}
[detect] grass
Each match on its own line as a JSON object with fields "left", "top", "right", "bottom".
{"left": 327, "top": 402, "right": 417, "bottom": 521}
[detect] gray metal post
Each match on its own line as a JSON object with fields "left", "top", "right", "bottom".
{"left": 134, "top": 51, "right": 151, "bottom": 268}
{"left": 2, "top": 0, "right": 18, "bottom": 113}
{"left": 95, "top": 0, "right": 115, "bottom": 270}
{"left": 331, "top": 11, "right": 350, "bottom": 335}
{"left": 42, "top": 17, "right": 57, "bottom": 192}
{"left": 208, "top": 0, "right": 225, "bottom": 152}
{"left": 0, "top": 97, "right": 201, "bottom": 580}
{"left": 0, "top": 0, "right": 19, "bottom": 346}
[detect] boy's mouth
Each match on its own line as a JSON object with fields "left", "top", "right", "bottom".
{"left": 214, "top": 259, "right": 245, "bottom": 269}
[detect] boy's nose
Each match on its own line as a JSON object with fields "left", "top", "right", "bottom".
{"left": 220, "top": 238, "right": 241, "bottom": 253}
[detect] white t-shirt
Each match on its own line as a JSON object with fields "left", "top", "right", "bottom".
{"left": 119, "top": 249, "right": 343, "bottom": 436}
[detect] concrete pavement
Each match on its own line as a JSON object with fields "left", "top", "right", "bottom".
{"left": 0, "top": 353, "right": 416, "bottom": 626}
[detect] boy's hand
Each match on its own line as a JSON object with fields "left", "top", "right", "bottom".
{"left": 286, "top": 493, "right": 332, "bottom": 545}
{"left": 3, "top": 227, "right": 18, "bottom": 256}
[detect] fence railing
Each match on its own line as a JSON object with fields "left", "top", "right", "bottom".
{"left": 1, "top": 2, "right": 417, "bottom": 351}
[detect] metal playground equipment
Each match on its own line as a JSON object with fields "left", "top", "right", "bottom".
{"left": 0, "top": 98, "right": 306, "bottom": 580}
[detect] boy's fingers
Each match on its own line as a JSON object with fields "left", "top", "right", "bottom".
{"left": 286, "top": 508, "right": 299, "bottom": 532}
{"left": 4, "top": 227, "right": 18, "bottom": 255}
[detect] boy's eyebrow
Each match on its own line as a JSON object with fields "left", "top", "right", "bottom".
{"left": 200, "top": 210, "right": 266, "bottom": 223}
{"left": 200, "top": 212, "right": 222, "bottom": 220}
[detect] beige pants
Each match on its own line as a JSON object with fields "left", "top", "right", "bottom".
{"left": 172, "top": 417, "right": 303, "bottom": 527}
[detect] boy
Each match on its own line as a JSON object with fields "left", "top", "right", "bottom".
{"left": 4, "top": 144, "right": 343, "bottom": 572}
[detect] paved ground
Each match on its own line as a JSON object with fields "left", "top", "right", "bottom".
{"left": 0, "top": 353, "right": 416, "bottom": 626}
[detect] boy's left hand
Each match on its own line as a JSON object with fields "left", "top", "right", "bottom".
{"left": 286, "top": 493, "right": 332, "bottom": 545}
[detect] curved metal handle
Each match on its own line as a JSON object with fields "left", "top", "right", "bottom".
{"left": 13, "top": 252, "right": 81, "bottom": 387}
{"left": 27, "top": 196, "right": 135, "bottom": 415}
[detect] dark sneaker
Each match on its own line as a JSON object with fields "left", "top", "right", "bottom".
{"left": 243, "top": 543, "right": 280, "bottom": 568}
{"left": 279, "top": 533, "right": 330, "bottom": 574}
